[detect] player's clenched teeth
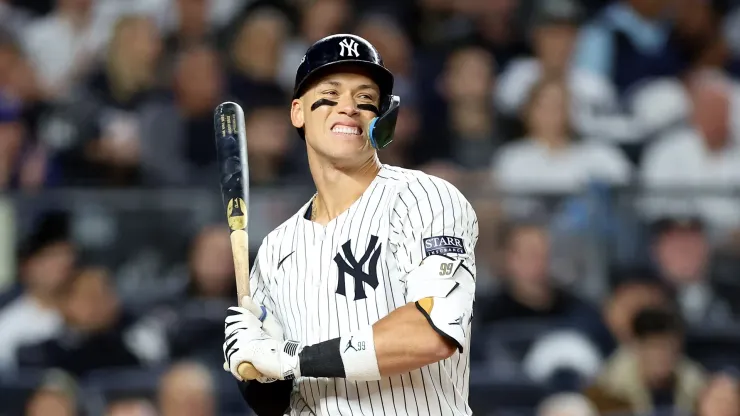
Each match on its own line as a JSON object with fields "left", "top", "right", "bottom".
{"left": 332, "top": 126, "right": 362, "bottom": 135}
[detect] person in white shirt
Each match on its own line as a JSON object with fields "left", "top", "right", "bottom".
{"left": 495, "top": 0, "right": 638, "bottom": 143}
{"left": 0, "top": 212, "right": 75, "bottom": 371}
{"left": 493, "top": 75, "right": 632, "bottom": 194}
{"left": 640, "top": 70, "right": 740, "bottom": 237}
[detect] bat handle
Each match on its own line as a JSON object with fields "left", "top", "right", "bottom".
{"left": 238, "top": 362, "right": 262, "bottom": 380}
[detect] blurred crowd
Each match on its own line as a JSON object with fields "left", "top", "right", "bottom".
{"left": 3, "top": 0, "right": 740, "bottom": 415}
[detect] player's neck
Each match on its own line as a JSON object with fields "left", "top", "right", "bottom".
{"left": 309, "top": 154, "right": 381, "bottom": 224}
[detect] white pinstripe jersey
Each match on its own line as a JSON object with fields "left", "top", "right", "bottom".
{"left": 249, "top": 165, "right": 479, "bottom": 416}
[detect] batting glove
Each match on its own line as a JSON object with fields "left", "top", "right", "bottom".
{"left": 223, "top": 306, "right": 273, "bottom": 382}
{"left": 227, "top": 336, "right": 303, "bottom": 381}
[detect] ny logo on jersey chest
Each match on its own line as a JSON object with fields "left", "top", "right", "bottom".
{"left": 334, "top": 235, "right": 381, "bottom": 300}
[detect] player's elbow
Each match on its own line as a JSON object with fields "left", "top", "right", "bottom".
{"left": 434, "top": 336, "right": 457, "bottom": 361}
{"left": 419, "top": 331, "right": 457, "bottom": 363}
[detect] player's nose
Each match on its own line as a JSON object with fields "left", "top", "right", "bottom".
{"left": 336, "top": 94, "right": 360, "bottom": 117}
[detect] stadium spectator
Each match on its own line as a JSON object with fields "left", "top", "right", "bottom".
{"left": 698, "top": 372, "right": 740, "bottom": 416}
{"left": 20, "top": 0, "right": 101, "bottom": 99}
{"left": 584, "top": 307, "right": 706, "bottom": 414}
{"left": 0, "top": 212, "right": 74, "bottom": 371}
{"left": 157, "top": 361, "right": 216, "bottom": 416}
{"left": 574, "top": 0, "right": 689, "bottom": 97}
{"left": 17, "top": 267, "right": 167, "bottom": 377}
{"left": 641, "top": 70, "right": 740, "bottom": 238}
{"left": 53, "top": 14, "right": 164, "bottom": 187}
{"left": 435, "top": 44, "right": 498, "bottom": 169}
{"left": 163, "top": 225, "right": 236, "bottom": 363}
{"left": 138, "top": 43, "right": 225, "bottom": 187}
{"left": 227, "top": 6, "right": 290, "bottom": 111}
{"left": 497, "top": 0, "right": 636, "bottom": 144}
{"left": 493, "top": 75, "right": 631, "bottom": 194}
{"left": 649, "top": 215, "right": 738, "bottom": 327}
{"left": 0, "top": 35, "right": 53, "bottom": 191}
{"left": 474, "top": 221, "right": 609, "bottom": 350}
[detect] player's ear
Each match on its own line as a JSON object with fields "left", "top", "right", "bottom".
{"left": 291, "top": 99, "right": 305, "bottom": 129}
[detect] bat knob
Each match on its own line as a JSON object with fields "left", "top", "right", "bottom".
{"left": 238, "top": 362, "right": 262, "bottom": 380}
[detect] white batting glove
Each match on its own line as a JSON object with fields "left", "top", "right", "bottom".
{"left": 223, "top": 306, "right": 273, "bottom": 382}
{"left": 226, "top": 336, "right": 303, "bottom": 381}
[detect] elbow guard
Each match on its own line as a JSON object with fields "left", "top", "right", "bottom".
{"left": 405, "top": 255, "right": 475, "bottom": 352}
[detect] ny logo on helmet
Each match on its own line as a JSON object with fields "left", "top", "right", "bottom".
{"left": 339, "top": 38, "right": 359, "bottom": 58}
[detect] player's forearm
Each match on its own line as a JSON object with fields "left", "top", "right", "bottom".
{"left": 296, "top": 303, "right": 457, "bottom": 381}
{"left": 372, "top": 302, "right": 456, "bottom": 377}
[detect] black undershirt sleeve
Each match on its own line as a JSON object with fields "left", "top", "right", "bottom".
{"left": 237, "top": 379, "right": 293, "bottom": 416}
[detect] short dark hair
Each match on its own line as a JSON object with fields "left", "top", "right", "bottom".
{"left": 632, "top": 307, "right": 684, "bottom": 340}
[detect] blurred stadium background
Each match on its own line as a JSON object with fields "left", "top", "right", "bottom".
{"left": 2, "top": 0, "right": 740, "bottom": 415}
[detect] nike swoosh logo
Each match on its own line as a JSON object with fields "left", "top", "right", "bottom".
{"left": 277, "top": 251, "right": 295, "bottom": 270}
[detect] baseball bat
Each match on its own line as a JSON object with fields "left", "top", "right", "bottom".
{"left": 213, "top": 101, "right": 262, "bottom": 381}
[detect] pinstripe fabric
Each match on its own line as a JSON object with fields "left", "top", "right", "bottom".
{"left": 249, "top": 165, "right": 478, "bottom": 416}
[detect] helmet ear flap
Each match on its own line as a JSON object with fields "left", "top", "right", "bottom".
{"left": 368, "top": 95, "right": 400, "bottom": 149}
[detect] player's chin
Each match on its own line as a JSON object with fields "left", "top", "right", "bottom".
{"left": 319, "top": 142, "right": 373, "bottom": 165}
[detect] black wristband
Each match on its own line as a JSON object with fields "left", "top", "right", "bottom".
{"left": 298, "top": 337, "right": 346, "bottom": 378}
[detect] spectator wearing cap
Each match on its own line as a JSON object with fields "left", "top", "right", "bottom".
{"left": 584, "top": 307, "right": 706, "bottom": 415}
{"left": 0, "top": 212, "right": 75, "bottom": 371}
{"left": 496, "top": 0, "right": 638, "bottom": 144}
{"left": 493, "top": 75, "right": 631, "bottom": 194}
{"left": 649, "top": 215, "right": 738, "bottom": 327}
{"left": 641, "top": 70, "right": 740, "bottom": 239}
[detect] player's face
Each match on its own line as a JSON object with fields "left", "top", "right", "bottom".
{"left": 292, "top": 69, "right": 381, "bottom": 165}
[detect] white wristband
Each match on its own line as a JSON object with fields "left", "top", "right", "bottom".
{"left": 339, "top": 326, "right": 381, "bottom": 381}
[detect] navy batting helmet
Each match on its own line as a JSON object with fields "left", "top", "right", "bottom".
{"left": 293, "top": 34, "right": 400, "bottom": 149}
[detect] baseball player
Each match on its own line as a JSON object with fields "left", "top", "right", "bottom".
{"left": 223, "top": 34, "right": 479, "bottom": 416}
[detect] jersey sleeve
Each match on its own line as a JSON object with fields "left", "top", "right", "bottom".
{"left": 389, "top": 177, "right": 478, "bottom": 275}
{"left": 388, "top": 176, "right": 478, "bottom": 351}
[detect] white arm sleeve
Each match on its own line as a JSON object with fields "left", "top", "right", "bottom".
{"left": 405, "top": 255, "right": 475, "bottom": 351}
{"left": 388, "top": 176, "right": 478, "bottom": 351}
